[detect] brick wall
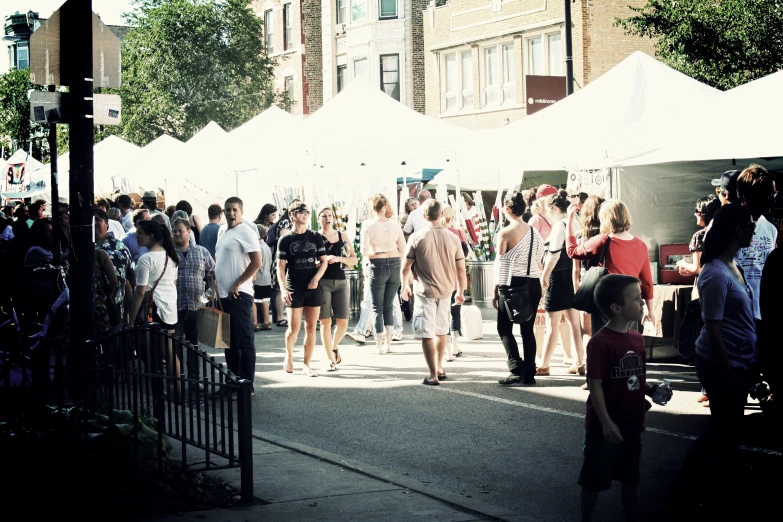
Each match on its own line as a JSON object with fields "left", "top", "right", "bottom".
{"left": 583, "top": 0, "right": 656, "bottom": 83}
{"left": 411, "top": 0, "right": 429, "bottom": 113}
{"left": 302, "top": 0, "right": 323, "bottom": 114}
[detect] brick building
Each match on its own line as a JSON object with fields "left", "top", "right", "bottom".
{"left": 423, "top": 0, "right": 656, "bottom": 130}
{"left": 320, "top": 0, "right": 429, "bottom": 112}
{"left": 251, "top": 0, "right": 323, "bottom": 116}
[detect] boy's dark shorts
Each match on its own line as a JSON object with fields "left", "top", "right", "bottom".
{"left": 578, "top": 429, "right": 642, "bottom": 492}
{"left": 289, "top": 287, "right": 325, "bottom": 309}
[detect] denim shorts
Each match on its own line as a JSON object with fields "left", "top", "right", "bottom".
{"left": 319, "top": 278, "right": 349, "bottom": 320}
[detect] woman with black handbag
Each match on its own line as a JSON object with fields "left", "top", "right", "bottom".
{"left": 494, "top": 192, "right": 546, "bottom": 386}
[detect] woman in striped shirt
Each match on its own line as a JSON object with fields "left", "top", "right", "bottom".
{"left": 493, "top": 191, "right": 546, "bottom": 386}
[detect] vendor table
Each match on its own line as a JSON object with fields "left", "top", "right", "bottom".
{"left": 646, "top": 284, "right": 694, "bottom": 359}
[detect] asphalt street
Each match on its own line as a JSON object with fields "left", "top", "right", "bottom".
{"left": 205, "top": 303, "right": 780, "bottom": 522}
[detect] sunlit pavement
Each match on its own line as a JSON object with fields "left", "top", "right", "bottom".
{"left": 204, "top": 304, "right": 779, "bottom": 522}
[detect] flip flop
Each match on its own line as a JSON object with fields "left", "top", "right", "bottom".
{"left": 333, "top": 349, "right": 342, "bottom": 364}
{"left": 422, "top": 377, "right": 440, "bottom": 386}
{"left": 277, "top": 320, "right": 289, "bottom": 327}
{"left": 437, "top": 372, "right": 447, "bottom": 380}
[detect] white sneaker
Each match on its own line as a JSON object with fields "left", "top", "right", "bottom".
{"left": 392, "top": 332, "right": 403, "bottom": 342}
{"left": 346, "top": 332, "right": 366, "bottom": 344}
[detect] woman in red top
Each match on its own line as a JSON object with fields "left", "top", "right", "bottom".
{"left": 565, "top": 199, "right": 655, "bottom": 335}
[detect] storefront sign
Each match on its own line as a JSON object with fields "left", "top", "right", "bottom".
{"left": 5, "top": 162, "right": 29, "bottom": 194}
{"left": 525, "top": 75, "right": 567, "bottom": 115}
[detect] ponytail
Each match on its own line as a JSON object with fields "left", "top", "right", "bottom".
{"left": 137, "top": 220, "right": 180, "bottom": 266}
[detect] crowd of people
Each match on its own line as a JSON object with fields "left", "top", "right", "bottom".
{"left": 0, "top": 161, "right": 778, "bottom": 518}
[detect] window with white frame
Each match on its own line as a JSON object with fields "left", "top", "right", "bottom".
{"left": 528, "top": 32, "right": 564, "bottom": 76}
{"left": 502, "top": 43, "right": 515, "bottom": 105}
{"left": 264, "top": 10, "right": 274, "bottom": 53}
{"left": 380, "top": 54, "right": 400, "bottom": 101}
{"left": 483, "top": 47, "right": 498, "bottom": 106}
{"left": 337, "top": 65, "right": 347, "bottom": 93}
{"left": 337, "top": 0, "right": 347, "bottom": 25}
{"left": 351, "top": 0, "right": 367, "bottom": 22}
{"left": 285, "top": 76, "right": 295, "bottom": 112}
{"left": 354, "top": 57, "right": 368, "bottom": 79}
{"left": 548, "top": 33, "right": 563, "bottom": 76}
{"left": 379, "top": 0, "right": 397, "bottom": 19}
{"left": 284, "top": 4, "right": 292, "bottom": 50}
{"left": 460, "top": 51, "right": 473, "bottom": 109}
{"left": 441, "top": 52, "right": 473, "bottom": 113}
{"left": 17, "top": 45, "right": 29, "bottom": 70}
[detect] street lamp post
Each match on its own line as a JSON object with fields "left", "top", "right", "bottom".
{"left": 564, "top": 0, "right": 574, "bottom": 95}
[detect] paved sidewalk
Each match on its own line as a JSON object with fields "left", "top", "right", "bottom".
{"left": 142, "top": 429, "right": 533, "bottom": 522}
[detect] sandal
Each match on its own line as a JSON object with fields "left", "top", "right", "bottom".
{"left": 327, "top": 362, "right": 337, "bottom": 372}
{"left": 302, "top": 366, "right": 318, "bottom": 377}
{"left": 283, "top": 358, "right": 293, "bottom": 373}
{"left": 259, "top": 323, "right": 272, "bottom": 331}
{"left": 277, "top": 320, "right": 289, "bottom": 327}
{"left": 333, "top": 349, "right": 342, "bottom": 364}
{"left": 254, "top": 323, "right": 263, "bottom": 332}
{"left": 535, "top": 367, "right": 550, "bottom": 376}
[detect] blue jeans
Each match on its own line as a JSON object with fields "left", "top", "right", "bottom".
{"left": 354, "top": 271, "right": 403, "bottom": 335}
{"left": 369, "top": 258, "right": 401, "bottom": 340}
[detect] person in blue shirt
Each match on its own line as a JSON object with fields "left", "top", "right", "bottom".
{"left": 199, "top": 204, "right": 223, "bottom": 258}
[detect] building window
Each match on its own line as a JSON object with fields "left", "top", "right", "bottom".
{"left": 17, "top": 45, "right": 29, "bottom": 70}
{"left": 285, "top": 76, "right": 294, "bottom": 112}
{"left": 379, "top": 0, "right": 397, "bottom": 19}
{"left": 337, "top": 65, "right": 346, "bottom": 93}
{"left": 528, "top": 33, "right": 563, "bottom": 76}
{"left": 351, "top": 0, "right": 367, "bottom": 22}
{"left": 528, "top": 36, "right": 543, "bottom": 75}
{"left": 484, "top": 46, "right": 498, "bottom": 106}
{"left": 264, "top": 10, "right": 274, "bottom": 53}
{"left": 337, "top": 0, "right": 347, "bottom": 25}
{"left": 354, "top": 57, "right": 368, "bottom": 79}
{"left": 441, "top": 52, "right": 473, "bottom": 113}
{"left": 283, "top": 4, "right": 292, "bottom": 50}
{"left": 502, "top": 43, "right": 515, "bottom": 105}
{"left": 380, "top": 54, "right": 400, "bottom": 101}
{"left": 548, "top": 33, "right": 563, "bottom": 76}
{"left": 461, "top": 51, "right": 473, "bottom": 109}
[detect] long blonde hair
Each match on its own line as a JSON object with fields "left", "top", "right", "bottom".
{"left": 369, "top": 193, "right": 389, "bottom": 216}
{"left": 579, "top": 195, "right": 604, "bottom": 240}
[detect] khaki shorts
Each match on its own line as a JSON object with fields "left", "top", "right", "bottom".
{"left": 412, "top": 295, "right": 451, "bottom": 339}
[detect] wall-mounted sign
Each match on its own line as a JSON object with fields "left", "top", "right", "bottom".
{"left": 525, "top": 75, "right": 567, "bottom": 115}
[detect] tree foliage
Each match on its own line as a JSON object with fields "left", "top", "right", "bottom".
{"left": 0, "top": 68, "right": 46, "bottom": 155}
{"left": 616, "top": 0, "right": 783, "bottom": 90}
{"left": 118, "top": 0, "right": 284, "bottom": 145}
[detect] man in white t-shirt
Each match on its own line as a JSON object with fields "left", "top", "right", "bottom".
{"left": 403, "top": 190, "right": 432, "bottom": 240}
{"left": 215, "top": 197, "right": 262, "bottom": 390}
{"left": 735, "top": 164, "right": 778, "bottom": 321}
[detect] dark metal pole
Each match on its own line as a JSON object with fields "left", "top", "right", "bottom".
{"left": 564, "top": 0, "right": 574, "bottom": 95}
{"left": 48, "top": 101, "right": 61, "bottom": 265}
{"left": 62, "top": 0, "right": 96, "bottom": 359}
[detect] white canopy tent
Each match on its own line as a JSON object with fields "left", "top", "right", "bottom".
{"left": 1, "top": 150, "right": 46, "bottom": 200}
{"left": 609, "top": 70, "right": 783, "bottom": 259}
{"left": 33, "top": 136, "right": 142, "bottom": 202}
{"left": 113, "top": 133, "right": 185, "bottom": 196}
{"left": 434, "top": 51, "right": 720, "bottom": 189}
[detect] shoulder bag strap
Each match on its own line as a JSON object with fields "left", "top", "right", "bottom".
{"left": 599, "top": 236, "right": 610, "bottom": 266}
{"left": 526, "top": 227, "right": 534, "bottom": 276}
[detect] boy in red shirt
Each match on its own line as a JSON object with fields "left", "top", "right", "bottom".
{"left": 578, "top": 274, "right": 672, "bottom": 521}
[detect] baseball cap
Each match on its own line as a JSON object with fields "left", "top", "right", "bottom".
{"left": 536, "top": 184, "right": 558, "bottom": 198}
{"left": 711, "top": 170, "right": 740, "bottom": 191}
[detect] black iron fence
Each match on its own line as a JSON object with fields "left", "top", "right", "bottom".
{"left": 1, "top": 317, "right": 253, "bottom": 504}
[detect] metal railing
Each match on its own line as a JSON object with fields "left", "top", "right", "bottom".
{"left": 0, "top": 318, "right": 254, "bottom": 504}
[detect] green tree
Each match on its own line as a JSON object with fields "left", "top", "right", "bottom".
{"left": 616, "top": 0, "right": 783, "bottom": 90}
{"left": 119, "top": 0, "right": 285, "bottom": 146}
{"left": 0, "top": 68, "right": 46, "bottom": 155}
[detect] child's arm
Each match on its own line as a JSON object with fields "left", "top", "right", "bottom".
{"left": 587, "top": 377, "right": 624, "bottom": 443}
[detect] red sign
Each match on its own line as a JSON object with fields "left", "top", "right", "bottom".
{"left": 525, "top": 75, "right": 567, "bottom": 115}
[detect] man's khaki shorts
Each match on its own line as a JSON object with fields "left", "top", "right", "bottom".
{"left": 412, "top": 295, "right": 451, "bottom": 339}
